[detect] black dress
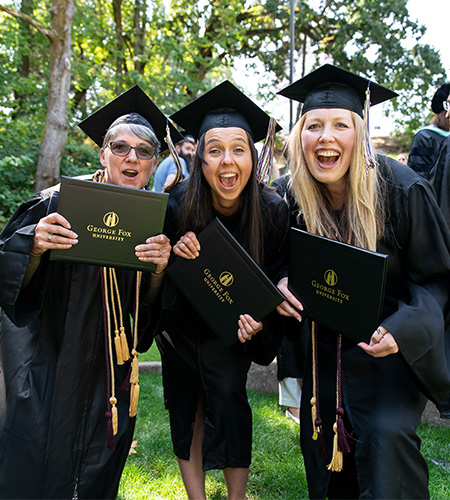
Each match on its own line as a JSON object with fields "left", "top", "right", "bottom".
{"left": 0, "top": 184, "right": 153, "bottom": 499}
{"left": 289, "top": 157, "right": 450, "bottom": 499}
{"left": 154, "top": 180, "right": 288, "bottom": 470}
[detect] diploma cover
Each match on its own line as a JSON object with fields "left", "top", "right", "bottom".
{"left": 166, "top": 218, "right": 285, "bottom": 347}
{"left": 289, "top": 228, "right": 388, "bottom": 343}
{"left": 50, "top": 176, "right": 169, "bottom": 272}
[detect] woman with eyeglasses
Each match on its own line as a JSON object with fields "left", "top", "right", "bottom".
{"left": 0, "top": 86, "right": 175, "bottom": 499}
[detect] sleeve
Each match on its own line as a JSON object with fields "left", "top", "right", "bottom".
{"left": 0, "top": 193, "right": 57, "bottom": 326}
{"left": 380, "top": 180, "right": 450, "bottom": 405}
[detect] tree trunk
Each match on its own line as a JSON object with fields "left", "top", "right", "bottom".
{"left": 34, "top": 0, "right": 76, "bottom": 192}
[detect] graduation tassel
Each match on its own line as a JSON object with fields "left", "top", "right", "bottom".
{"left": 110, "top": 396, "right": 118, "bottom": 435}
{"left": 256, "top": 117, "right": 277, "bottom": 183}
{"left": 362, "top": 81, "right": 379, "bottom": 177}
{"left": 163, "top": 120, "right": 184, "bottom": 192}
{"left": 327, "top": 334, "right": 350, "bottom": 471}
{"left": 129, "top": 272, "right": 142, "bottom": 418}
{"left": 129, "top": 381, "right": 140, "bottom": 418}
{"left": 110, "top": 268, "right": 130, "bottom": 363}
{"left": 328, "top": 422, "right": 343, "bottom": 472}
{"left": 120, "top": 326, "right": 130, "bottom": 361}
{"left": 114, "top": 330, "right": 124, "bottom": 365}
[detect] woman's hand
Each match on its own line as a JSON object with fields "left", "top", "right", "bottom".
{"left": 32, "top": 213, "right": 78, "bottom": 256}
{"left": 276, "top": 277, "right": 303, "bottom": 322}
{"left": 358, "top": 326, "right": 399, "bottom": 358}
{"left": 237, "top": 314, "right": 263, "bottom": 343}
{"left": 135, "top": 234, "right": 171, "bottom": 274}
{"left": 173, "top": 231, "right": 200, "bottom": 260}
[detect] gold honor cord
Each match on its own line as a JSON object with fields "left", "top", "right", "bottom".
{"left": 163, "top": 123, "right": 184, "bottom": 192}
{"left": 129, "top": 271, "right": 142, "bottom": 417}
{"left": 256, "top": 117, "right": 277, "bottom": 183}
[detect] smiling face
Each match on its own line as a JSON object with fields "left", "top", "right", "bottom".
{"left": 100, "top": 130, "right": 158, "bottom": 189}
{"left": 301, "top": 108, "right": 355, "bottom": 203}
{"left": 201, "top": 127, "right": 254, "bottom": 215}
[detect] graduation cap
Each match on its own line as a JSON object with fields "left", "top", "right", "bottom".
{"left": 431, "top": 82, "right": 450, "bottom": 114}
{"left": 278, "top": 64, "right": 397, "bottom": 171}
{"left": 170, "top": 80, "right": 281, "bottom": 143}
{"left": 169, "top": 80, "right": 280, "bottom": 182}
{"left": 277, "top": 64, "right": 397, "bottom": 118}
{"left": 78, "top": 85, "right": 183, "bottom": 152}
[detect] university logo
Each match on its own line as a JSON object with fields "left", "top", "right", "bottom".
{"left": 219, "top": 271, "right": 234, "bottom": 287}
{"left": 324, "top": 269, "right": 338, "bottom": 286}
{"left": 103, "top": 211, "right": 120, "bottom": 227}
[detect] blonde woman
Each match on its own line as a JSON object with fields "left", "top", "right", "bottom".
{"left": 277, "top": 64, "right": 450, "bottom": 499}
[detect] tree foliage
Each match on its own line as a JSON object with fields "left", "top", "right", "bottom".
{"left": 0, "top": 0, "right": 448, "bottom": 218}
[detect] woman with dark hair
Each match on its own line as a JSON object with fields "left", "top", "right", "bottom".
{"left": 154, "top": 81, "right": 289, "bottom": 500}
{"left": 0, "top": 86, "right": 177, "bottom": 499}
{"left": 276, "top": 65, "right": 450, "bottom": 499}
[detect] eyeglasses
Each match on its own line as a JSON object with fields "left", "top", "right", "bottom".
{"left": 443, "top": 101, "right": 450, "bottom": 112}
{"left": 107, "top": 141, "right": 156, "bottom": 160}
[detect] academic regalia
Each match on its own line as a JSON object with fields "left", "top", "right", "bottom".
{"left": 291, "top": 155, "right": 450, "bottom": 499}
{"left": 408, "top": 125, "right": 449, "bottom": 179}
{"left": 0, "top": 186, "right": 152, "bottom": 499}
{"left": 155, "top": 180, "right": 288, "bottom": 468}
{"left": 0, "top": 85, "right": 176, "bottom": 499}
{"left": 278, "top": 65, "right": 450, "bottom": 499}
{"left": 153, "top": 81, "right": 288, "bottom": 470}
{"left": 408, "top": 82, "right": 450, "bottom": 179}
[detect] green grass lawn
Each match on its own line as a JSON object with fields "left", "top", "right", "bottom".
{"left": 118, "top": 373, "right": 450, "bottom": 499}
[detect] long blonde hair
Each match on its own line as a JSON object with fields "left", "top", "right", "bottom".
{"left": 287, "top": 111, "right": 385, "bottom": 251}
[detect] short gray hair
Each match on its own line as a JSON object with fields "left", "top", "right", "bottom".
{"left": 102, "top": 123, "right": 160, "bottom": 156}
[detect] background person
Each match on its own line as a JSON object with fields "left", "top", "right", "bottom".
{"left": 153, "top": 134, "right": 197, "bottom": 192}
{"left": 277, "top": 64, "right": 450, "bottom": 499}
{"left": 154, "top": 81, "right": 289, "bottom": 500}
{"left": 0, "top": 86, "right": 179, "bottom": 499}
{"left": 408, "top": 82, "right": 450, "bottom": 178}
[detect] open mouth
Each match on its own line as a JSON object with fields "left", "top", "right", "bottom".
{"left": 219, "top": 173, "right": 238, "bottom": 189}
{"left": 316, "top": 150, "right": 340, "bottom": 166}
{"left": 123, "top": 169, "right": 139, "bottom": 178}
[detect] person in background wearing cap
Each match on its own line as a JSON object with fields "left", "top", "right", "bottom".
{"left": 408, "top": 82, "right": 450, "bottom": 179}
{"left": 153, "top": 134, "right": 197, "bottom": 192}
{"left": 152, "top": 81, "right": 288, "bottom": 500}
{"left": 0, "top": 86, "right": 176, "bottom": 499}
{"left": 276, "top": 64, "right": 450, "bottom": 499}
{"left": 428, "top": 91, "right": 450, "bottom": 420}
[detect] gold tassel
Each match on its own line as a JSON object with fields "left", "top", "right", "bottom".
{"left": 130, "top": 350, "right": 139, "bottom": 384}
{"left": 120, "top": 326, "right": 130, "bottom": 361}
{"left": 327, "top": 422, "right": 343, "bottom": 472}
{"left": 110, "top": 397, "right": 118, "bottom": 436}
{"left": 129, "top": 383, "right": 140, "bottom": 417}
{"left": 311, "top": 396, "right": 318, "bottom": 440}
{"left": 114, "top": 329, "right": 124, "bottom": 365}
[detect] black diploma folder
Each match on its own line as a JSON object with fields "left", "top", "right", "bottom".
{"left": 50, "top": 176, "right": 169, "bottom": 272}
{"left": 166, "top": 218, "right": 285, "bottom": 347}
{"left": 288, "top": 228, "right": 388, "bottom": 343}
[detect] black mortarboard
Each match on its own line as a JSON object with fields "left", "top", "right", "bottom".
{"left": 170, "top": 80, "right": 281, "bottom": 143}
{"left": 78, "top": 85, "right": 182, "bottom": 152}
{"left": 431, "top": 83, "right": 450, "bottom": 114}
{"left": 277, "top": 64, "right": 397, "bottom": 117}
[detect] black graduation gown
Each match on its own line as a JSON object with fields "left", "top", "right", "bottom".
{"left": 408, "top": 126, "right": 449, "bottom": 179}
{"left": 290, "top": 157, "right": 450, "bottom": 499}
{"left": 0, "top": 185, "right": 152, "bottom": 499}
{"left": 154, "top": 180, "right": 288, "bottom": 470}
